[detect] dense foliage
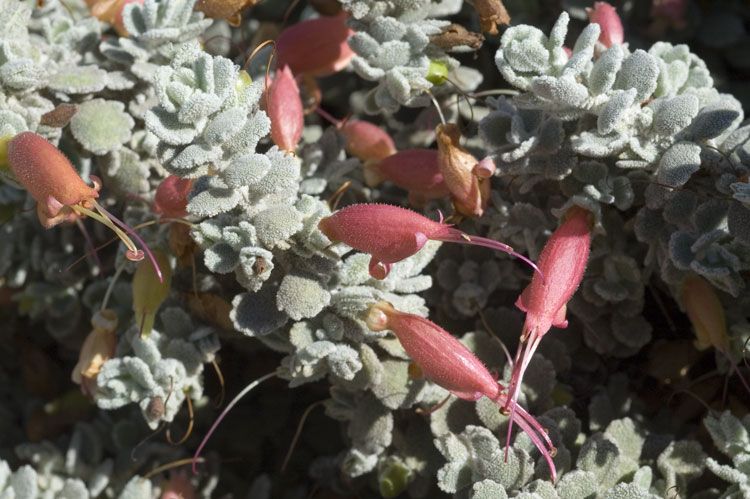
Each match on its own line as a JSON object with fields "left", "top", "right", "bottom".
{"left": 0, "top": 0, "right": 748, "bottom": 497}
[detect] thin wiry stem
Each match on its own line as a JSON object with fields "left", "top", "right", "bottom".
{"left": 166, "top": 394, "right": 194, "bottom": 445}
{"left": 192, "top": 372, "right": 277, "bottom": 474}
{"left": 426, "top": 90, "right": 447, "bottom": 126}
{"left": 74, "top": 218, "right": 101, "bottom": 268}
{"left": 282, "top": 400, "right": 325, "bottom": 472}
{"left": 101, "top": 259, "right": 127, "bottom": 311}
{"left": 144, "top": 458, "right": 205, "bottom": 480}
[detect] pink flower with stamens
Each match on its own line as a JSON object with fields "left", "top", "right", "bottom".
{"left": 265, "top": 65, "right": 304, "bottom": 153}
{"left": 318, "top": 203, "right": 539, "bottom": 279}
{"left": 9, "top": 132, "right": 99, "bottom": 228}
{"left": 7, "top": 131, "right": 163, "bottom": 280}
{"left": 503, "top": 207, "right": 592, "bottom": 453}
{"left": 586, "top": 2, "right": 624, "bottom": 48}
{"left": 276, "top": 13, "right": 355, "bottom": 77}
{"left": 366, "top": 301, "right": 557, "bottom": 482}
{"left": 364, "top": 149, "right": 449, "bottom": 206}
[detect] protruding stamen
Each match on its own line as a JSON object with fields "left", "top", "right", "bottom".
{"left": 92, "top": 201, "right": 163, "bottom": 283}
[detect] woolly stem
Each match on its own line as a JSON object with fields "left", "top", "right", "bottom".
{"left": 74, "top": 218, "right": 101, "bottom": 268}
{"left": 101, "top": 259, "right": 127, "bottom": 311}
{"left": 437, "top": 228, "right": 543, "bottom": 280}
{"left": 192, "top": 371, "right": 277, "bottom": 474}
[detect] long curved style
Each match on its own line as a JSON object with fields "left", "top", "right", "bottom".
{"left": 503, "top": 206, "right": 593, "bottom": 460}
{"left": 366, "top": 301, "right": 558, "bottom": 482}
{"left": 318, "top": 203, "right": 541, "bottom": 280}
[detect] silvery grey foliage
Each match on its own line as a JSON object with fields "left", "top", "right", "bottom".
{"left": 704, "top": 411, "right": 750, "bottom": 498}
{"left": 482, "top": 10, "right": 750, "bottom": 348}
{"left": 2, "top": 0, "right": 750, "bottom": 497}
{"left": 341, "top": 0, "right": 463, "bottom": 113}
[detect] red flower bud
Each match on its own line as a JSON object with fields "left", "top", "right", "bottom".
{"left": 587, "top": 2, "right": 624, "bottom": 48}
{"left": 364, "top": 149, "right": 449, "bottom": 206}
{"left": 265, "top": 65, "right": 304, "bottom": 153}
{"left": 340, "top": 119, "right": 396, "bottom": 163}
{"left": 155, "top": 175, "right": 192, "bottom": 219}
{"left": 8, "top": 132, "right": 99, "bottom": 228}
{"left": 276, "top": 13, "right": 355, "bottom": 77}
{"left": 8, "top": 131, "right": 163, "bottom": 279}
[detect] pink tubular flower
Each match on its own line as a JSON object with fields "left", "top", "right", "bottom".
{"left": 265, "top": 65, "right": 304, "bottom": 153}
{"left": 9, "top": 132, "right": 99, "bottom": 228}
{"left": 8, "top": 131, "right": 162, "bottom": 280}
{"left": 436, "top": 124, "right": 490, "bottom": 217}
{"left": 366, "top": 301, "right": 557, "bottom": 482}
{"left": 503, "top": 207, "right": 592, "bottom": 453}
{"left": 364, "top": 149, "right": 449, "bottom": 206}
{"left": 340, "top": 119, "right": 396, "bottom": 163}
{"left": 318, "top": 203, "right": 539, "bottom": 279}
{"left": 276, "top": 13, "right": 355, "bottom": 77}
{"left": 586, "top": 2, "right": 624, "bottom": 48}
{"left": 155, "top": 175, "right": 192, "bottom": 219}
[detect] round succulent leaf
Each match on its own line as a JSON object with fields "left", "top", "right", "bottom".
{"left": 728, "top": 201, "right": 750, "bottom": 246}
{"left": 589, "top": 45, "right": 623, "bottom": 95}
{"left": 253, "top": 205, "right": 304, "bottom": 248}
{"left": 555, "top": 470, "right": 598, "bottom": 499}
{"left": 470, "top": 480, "right": 508, "bottom": 499}
{"left": 276, "top": 273, "right": 331, "bottom": 321}
{"left": 70, "top": 99, "right": 134, "bottom": 155}
{"left": 230, "top": 287, "right": 288, "bottom": 337}
{"left": 656, "top": 142, "right": 701, "bottom": 187}
{"left": 0, "top": 58, "right": 44, "bottom": 90}
{"left": 48, "top": 65, "right": 108, "bottom": 94}
{"left": 684, "top": 99, "right": 742, "bottom": 142}
{"left": 614, "top": 50, "right": 659, "bottom": 102}
{"left": 652, "top": 95, "right": 699, "bottom": 136}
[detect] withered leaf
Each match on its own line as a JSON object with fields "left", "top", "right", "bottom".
{"left": 40, "top": 104, "right": 78, "bottom": 128}
{"left": 474, "top": 0, "right": 511, "bottom": 35}
{"left": 430, "top": 23, "right": 484, "bottom": 51}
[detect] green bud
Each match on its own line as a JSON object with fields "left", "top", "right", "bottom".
{"left": 378, "top": 458, "right": 412, "bottom": 498}
{"left": 426, "top": 60, "right": 449, "bottom": 86}
{"left": 236, "top": 70, "right": 253, "bottom": 93}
